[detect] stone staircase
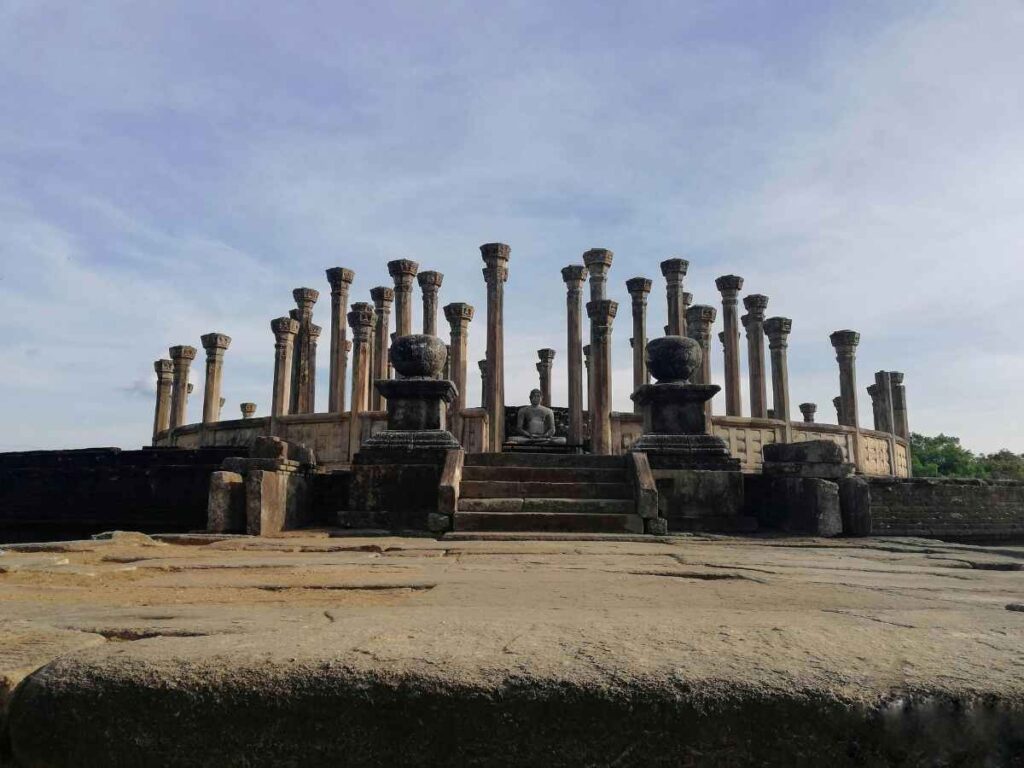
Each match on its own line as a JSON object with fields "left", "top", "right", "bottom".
{"left": 454, "top": 453, "right": 644, "bottom": 533}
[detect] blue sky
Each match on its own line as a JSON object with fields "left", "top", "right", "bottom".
{"left": 1, "top": 0, "right": 1022, "bottom": 453}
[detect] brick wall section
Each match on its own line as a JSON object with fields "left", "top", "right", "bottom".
{"left": 0, "top": 447, "right": 247, "bottom": 543}
{"left": 868, "top": 477, "right": 1024, "bottom": 542}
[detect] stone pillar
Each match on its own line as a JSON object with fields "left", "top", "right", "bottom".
{"left": 536, "top": 349, "right": 555, "bottom": 407}
{"left": 307, "top": 324, "right": 321, "bottom": 412}
{"left": 347, "top": 302, "right": 376, "bottom": 460}
{"left": 833, "top": 396, "right": 843, "bottom": 424}
{"left": 715, "top": 275, "right": 744, "bottom": 416}
{"left": 270, "top": 318, "right": 299, "bottom": 417}
{"left": 152, "top": 359, "right": 174, "bottom": 440}
{"left": 867, "top": 384, "right": 883, "bottom": 430}
{"left": 388, "top": 259, "right": 419, "bottom": 338}
{"left": 583, "top": 248, "right": 614, "bottom": 302}
{"left": 169, "top": 345, "right": 197, "bottom": 429}
{"left": 200, "top": 333, "right": 231, "bottom": 424}
{"left": 478, "top": 360, "right": 487, "bottom": 408}
{"left": 289, "top": 288, "right": 319, "bottom": 414}
{"left": 417, "top": 271, "right": 444, "bottom": 336}
{"left": 891, "top": 372, "right": 910, "bottom": 439}
{"left": 240, "top": 402, "right": 256, "bottom": 419}
{"left": 587, "top": 299, "right": 617, "bottom": 455}
{"left": 764, "top": 317, "right": 793, "bottom": 424}
{"left": 685, "top": 305, "right": 716, "bottom": 422}
{"left": 829, "top": 330, "right": 861, "bottom": 429}
{"left": 626, "top": 277, "right": 652, "bottom": 411}
{"left": 443, "top": 302, "right": 474, "bottom": 439}
{"left": 561, "top": 265, "right": 588, "bottom": 447}
{"left": 481, "top": 243, "right": 510, "bottom": 451}
{"left": 741, "top": 294, "right": 769, "bottom": 419}
{"left": 369, "top": 287, "right": 394, "bottom": 411}
{"left": 661, "top": 258, "right": 690, "bottom": 336}
{"left": 325, "top": 267, "right": 355, "bottom": 414}
{"left": 874, "top": 370, "right": 896, "bottom": 434}
{"left": 799, "top": 403, "right": 817, "bottom": 423}
{"left": 583, "top": 344, "right": 593, "bottom": 437}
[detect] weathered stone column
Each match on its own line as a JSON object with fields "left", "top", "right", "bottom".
{"left": 325, "top": 267, "right": 354, "bottom": 413}
{"left": 289, "top": 288, "right": 319, "bottom": 414}
{"left": 799, "top": 402, "right": 817, "bottom": 423}
{"left": 867, "top": 384, "right": 883, "bottom": 430}
{"left": 833, "top": 396, "right": 843, "bottom": 424}
{"left": 443, "top": 302, "right": 474, "bottom": 439}
{"left": 169, "top": 345, "right": 197, "bottom": 429}
{"left": 685, "top": 305, "right": 716, "bottom": 422}
{"left": 561, "top": 265, "right": 588, "bottom": 447}
{"left": 764, "top": 317, "right": 793, "bottom": 424}
{"left": 388, "top": 259, "right": 419, "bottom": 338}
{"left": 661, "top": 258, "right": 690, "bottom": 336}
{"left": 536, "top": 349, "right": 555, "bottom": 407}
{"left": 307, "top": 324, "right": 321, "bottom": 412}
{"left": 481, "top": 243, "right": 510, "bottom": 451}
{"left": 240, "top": 402, "right": 256, "bottom": 419}
{"left": 626, "top": 277, "right": 652, "bottom": 411}
{"left": 270, "top": 317, "right": 299, "bottom": 417}
{"left": 829, "top": 330, "right": 861, "bottom": 429}
{"left": 200, "top": 333, "right": 231, "bottom": 424}
{"left": 891, "top": 372, "right": 910, "bottom": 439}
{"left": 586, "top": 300, "right": 617, "bottom": 454}
{"left": 369, "top": 287, "right": 394, "bottom": 411}
{"left": 418, "top": 271, "right": 444, "bottom": 336}
{"left": 583, "top": 344, "right": 593, "bottom": 436}
{"left": 874, "top": 370, "right": 896, "bottom": 434}
{"left": 583, "top": 248, "right": 614, "bottom": 301}
{"left": 152, "top": 359, "right": 174, "bottom": 440}
{"left": 741, "top": 294, "right": 769, "bottom": 419}
{"left": 478, "top": 360, "right": 487, "bottom": 408}
{"left": 715, "top": 275, "right": 744, "bottom": 416}
{"left": 347, "top": 302, "right": 376, "bottom": 460}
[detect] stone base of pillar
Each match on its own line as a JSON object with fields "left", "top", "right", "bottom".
{"left": 630, "top": 383, "right": 740, "bottom": 470}
{"left": 361, "top": 378, "right": 460, "bottom": 452}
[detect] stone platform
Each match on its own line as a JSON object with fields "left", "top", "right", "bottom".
{"left": 2, "top": 531, "right": 1023, "bottom": 766}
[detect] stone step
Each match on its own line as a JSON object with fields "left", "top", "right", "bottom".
{"left": 461, "top": 466, "right": 628, "bottom": 484}
{"left": 457, "top": 498, "right": 635, "bottom": 515}
{"left": 461, "top": 481, "right": 633, "bottom": 500}
{"left": 465, "top": 453, "right": 625, "bottom": 469}
{"left": 454, "top": 511, "right": 645, "bottom": 534}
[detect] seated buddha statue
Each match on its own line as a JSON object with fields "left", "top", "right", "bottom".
{"left": 507, "top": 389, "right": 566, "bottom": 445}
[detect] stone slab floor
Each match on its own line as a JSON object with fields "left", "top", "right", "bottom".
{"left": 1, "top": 530, "right": 1023, "bottom": 767}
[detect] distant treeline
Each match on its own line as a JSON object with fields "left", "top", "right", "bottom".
{"left": 911, "top": 433, "right": 1024, "bottom": 480}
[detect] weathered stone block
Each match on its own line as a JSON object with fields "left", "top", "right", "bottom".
{"left": 762, "top": 461, "right": 853, "bottom": 480}
{"left": 653, "top": 469, "right": 747, "bottom": 532}
{"left": 251, "top": 436, "right": 315, "bottom": 466}
{"left": 427, "top": 513, "right": 451, "bottom": 533}
{"left": 207, "top": 471, "right": 245, "bottom": 533}
{"left": 763, "top": 440, "right": 844, "bottom": 465}
{"left": 644, "top": 516, "right": 668, "bottom": 535}
{"left": 752, "top": 477, "right": 842, "bottom": 537}
{"left": 245, "top": 470, "right": 313, "bottom": 536}
{"left": 839, "top": 476, "right": 872, "bottom": 536}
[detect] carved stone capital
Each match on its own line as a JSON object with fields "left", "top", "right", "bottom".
{"left": 867, "top": 384, "right": 880, "bottom": 401}
{"left": 763, "top": 317, "right": 793, "bottom": 345}
{"left": 829, "top": 329, "right": 860, "bottom": 354}
{"left": 660, "top": 258, "right": 689, "bottom": 283}
{"left": 625, "top": 276, "right": 653, "bottom": 300}
{"left": 582, "top": 248, "right": 614, "bottom": 274}
{"left": 537, "top": 348, "right": 556, "bottom": 365}
{"left": 742, "top": 294, "right": 769, "bottom": 319}
{"left": 347, "top": 302, "right": 376, "bottom": 337}
{"left": 586, "top": 299, "right": 618, "bottom": 325}
{"left": 308, "top": 324, "right": 322, "bottom": 340}
{"left": 325, "top": 267, "right": 355, "bottom": 292}
{"left": 271, "top": 317, "right": 300, "bottom": 341}
{"left": 370, "top": 286, "right": 395, "bottom": 308}
{"left": 200, "top": 333, "right": 232, "bottom": 353}
{"left": 154, "top": 359, "right": 174, "bottom": 379}
{"left": 417, "top": 270, "right": 444, "bottom": 291}
{"left": 387, "top": 259, "right": 420, "bottom": 288}
{"left": 240, "top": 402, "right": 257, "bottom": 418}
{"left": 480, "top": 243, "right": 510, "bottom": 284}
{"left": 561, "top": 264, "right": 588, "bottom": 290}
{"left": 169, "top": 345, "right": 197, "bottom": 362}
{"left": 715, "top": 274, "right": 744, "bottom": 296}
{"left": 799, "top": 402, "right": 817, "bottom": 422}
{"left": 685, "top": 304, "right": 717, "bottom": 334}
{"left": 292, "top": 287, "right": 319, "bottom": 312}
{"left": 889, "top": 371, "right": 905, "bottom": 385}
{"left": 443, "top": 302, "right": 475, "bottom": 327}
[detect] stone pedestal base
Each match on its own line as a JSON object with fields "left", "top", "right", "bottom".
{"left": 346, "top": 449, "right": 454, "bottom": 532}
{"left": 652, "top": 469, "right": 752, "bottom": 532}
{"left": 361, "top": 378, "right": 460, "bottom": 452}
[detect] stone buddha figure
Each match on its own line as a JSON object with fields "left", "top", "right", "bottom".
{"left": 508, "top": 389, "right": 565, "bottom": 445}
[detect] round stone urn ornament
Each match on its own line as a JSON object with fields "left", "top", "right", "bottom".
{"left": 647, "top": 336, "right": 702, "bottom": 384}
{"left": 390, "top": 334, "right": 448, "bottom": 378}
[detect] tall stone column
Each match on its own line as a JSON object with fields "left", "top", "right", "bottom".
{"left": 561, "top": 265, "right": 588, "bottom": 447}
{"left": 764, "top": 317, "right": 793, "bottom": 423}
{"left": 307, "top": 324, "right": 321, "bottom": 412}
{"left": 661, "top": 258, "right": 690, "bottom": 336}
{"left": 741, "top": 294, "right": 769, "bottom": 418}
{"left": 715, "top": 275, "right": 744, "bottom": 416}
{"left": 169, "top": 345, "right": 197, "bottom": 429}
{"left": 587, "top": 299, "right": 617, "bottom": 455}
{"left": 347, "top": 302, "right": 376, "bottom": 460}
{"left": 536, "top": 349, "right": 555, "bottom": 407}
{"left": 152, "top": 359, "right": 174, "bottom": 440}
{"left": 388, "top": 259, "right": 419, "bottom": 338}
{"left": 369, "top": 287, "right": 394, "bottom": 411}
{"left": 874, "top": 370, "right": 896, "bottom": 434}
{"left": 833, "top": 396, "right": 843, "bottom": 424}
{"left": 418, "top": 271, "right": 444, "bottom": 336}
{"left": 626, "top": 277, "right": 652, "bottom": 412}
{"left": 583, "top": 248, "right": 614, "bottom": 302}
{"left": 583, "top": 344, "right": 593, "bottom": 436}
{"left": 478, "top": 360, "right": 487, "bottom": 408}
{"left": 444, "top": 302, "right": 474, "bottom": 438}
{"left": 481, "top": 243, "right": 510, "bottom": 451}
{"left": 891, "top": 372, "right": 910, "bottom": 439}
{"left": 289, "top": 288, "right": 319, "bottom": 414}
{"left": 867, "top": 384, "right": 883, "bottom": 430}
{"left": 270, "top": 317, "right": 299, "bottom": 417}
{"left": 325, "top": 267, "right": 355, "bottom": 414}
{"left": 799, "top": 403, "right": 817, "bottom": 423}
{"left": 829, "top": 330, "right": 861, "bottom": 428}
{"left": 200, "top": 333, "right": 231, "bottom": 424}
{"left": 685, "top": 305, "right": 716, "bottom": 422}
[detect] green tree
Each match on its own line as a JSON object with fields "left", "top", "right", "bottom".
{"left": 910, "top": 433, "right": 987, "bottom": 478}
{"left": 979, "top": 449, "right": 1024, "bottom": 481}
